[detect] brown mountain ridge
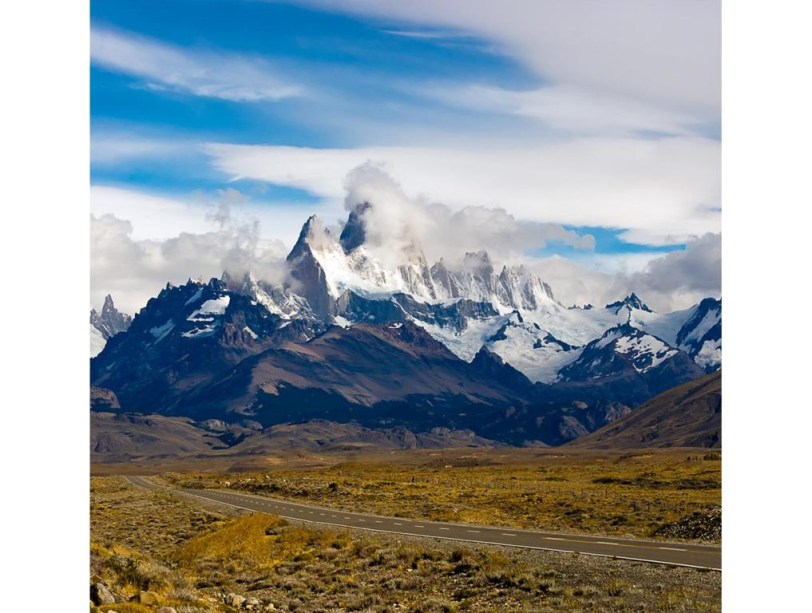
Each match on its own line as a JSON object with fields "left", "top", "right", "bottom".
{"left": 567, "top": 371, "right": 721, "bottom": 449}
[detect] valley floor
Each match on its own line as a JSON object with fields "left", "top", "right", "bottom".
{"left": 90, "top": 449, "right": 721, "bottom": 611}
{"left": 91, "top": 477, "right": 720, "bottom": 612}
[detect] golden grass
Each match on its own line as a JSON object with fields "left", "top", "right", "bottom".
{"left": 175, "top": 513, "right": 352, "bottom": 575}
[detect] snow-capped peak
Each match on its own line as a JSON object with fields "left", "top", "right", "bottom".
{"left": 605, "top": 292, "right": 653, "bottom": 315}
{"left": 577, "top": 324, "right": 678, "bottom": 374}
{"left": 90, "top": 294, "right": 132, "bottom": 356}
{"left": 223, "top": 271, "right": 312, "bottom": 320}
{"left": 286, "top": 208, "right": 437, "bottom": 304}
{"left": 289, "top": 214, "right": 333, "bottom": 255}
{"left": 284, "top": 204, "right": 564, "bottom": 315}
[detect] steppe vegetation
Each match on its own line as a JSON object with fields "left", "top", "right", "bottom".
{"left": 91, "top": 476, "right": 720, "bottom": 612}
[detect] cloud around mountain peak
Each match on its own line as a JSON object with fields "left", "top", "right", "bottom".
{"left": 339, "top": 162, "right": 595, "bottom": 267}
{"left": 91, "top": 163, "right": 718, "bottom": 316}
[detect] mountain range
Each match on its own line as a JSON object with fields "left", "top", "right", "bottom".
{"left": 91, "top": 202, "right": 721, "bottom": 447}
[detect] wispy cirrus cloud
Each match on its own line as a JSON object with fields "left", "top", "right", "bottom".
{"left": 90, "top": 131, "right": 197, "bottom": 166}
{"left": 427, "top": 83, "right": 705, "bottom": 137}
{"left": 91, "top": 26, "right": 302, "bottom": 102}
{"left": 286, "top": 0, "right": 720, "bottom": 136}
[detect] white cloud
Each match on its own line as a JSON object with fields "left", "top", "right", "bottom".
{"left": 430, "top": 84, "right": 703, "bottom": 136}
{"left": 289, "top": 0, "right": 720, "bottom": 128}
{"left": 528, "top": 256, "right": 629, "bottom": 308}
{"left": 529, "top": 234, "right": 722, "bottom": 311}
{"left": 90, "top": 207, "right": 289, "bottom": 315}
{"left": 91, "top": 26, "right": 301, "bottom": 102}
{"left": 205, "top": 138, "right": 720, "bottom": 246}
{"left": 340, "top": 162, "right": 594, "bottom": 266}
{"left": 632, "top": 233, "right": 722, "bottom": 297}
{"left": 91, "top": 132, "right": 196, "bottom": 166}
{"left": 91, "top": 186, "right": 215, "bottom": 240}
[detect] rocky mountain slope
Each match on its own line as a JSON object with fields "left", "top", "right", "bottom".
{"left": 567, "top": 371, "right": 721, "bottom": 449}
{"left": 91, "top": 278, "right": 323, "bottom": 413}
{"left": 169, "top": 320, "right": 533, "bottom": 427}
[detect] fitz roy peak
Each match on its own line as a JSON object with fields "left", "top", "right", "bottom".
{"left": 91, "top": 203, "right": 722, "bottom": 446}
{"left": 286, "top": 205, "right": 558, "bottom": 318}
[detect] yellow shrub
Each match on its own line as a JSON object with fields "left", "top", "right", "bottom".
{"left": 176, "top": 513, "right": 289, "bottom": 571}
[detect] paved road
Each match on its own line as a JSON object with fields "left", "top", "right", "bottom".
{"left": 125, "top": 476, "right": 721, "bottom": 570}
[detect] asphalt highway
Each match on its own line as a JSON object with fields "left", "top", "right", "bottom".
{"left": 125, "top": 476, "right": 720, "bottom": 570}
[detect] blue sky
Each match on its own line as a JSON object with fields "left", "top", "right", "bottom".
{"left": 91, "top": 3, "right": 534, "bottom": 145}
{"left": 90, "top": 0, "right": 721, "bottom": 312}
{"left": 90, "top": 0, "right": 540, "bottom": 156}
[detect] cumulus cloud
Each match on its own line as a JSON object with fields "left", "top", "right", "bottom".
{"left": 529, "top": 234, "right": 722, "bottom": 312}
{"left": 341, "top": 163, "right": 594, "bottom": 266}
{"left": 527, "top": 256, "right": 629, "bottom": 308}
{"left": 90, "top": 192, "right": 289, "bottom": 314}
{"left": 91, "top": 26, "right": 301, "bottom": 102}
{"left": 632, "top": 233, "right": 721, "bottom": 299}
{"left": 342, "top": 163, "right": 437, "bottom": 265}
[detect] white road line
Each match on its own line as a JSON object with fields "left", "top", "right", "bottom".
{"left": 414, "top": 525, "right": 424, "bottom": 528}
{"left": 545, "top": 537, "right": 565, "bottom": 541}
{"left": 501, "top": 533, "right": 517, "bottom": 537}
{"left": 596, "top": 541, "right": 618, "bottom": 545}
{"left": 658, "top": 547, "right": 688, "bottom": 552}
{"left": 468, "top": 530, "right": 481, "bottom": 533}
{"left": 439, "top": 527, "right": 450, "bottom": 531}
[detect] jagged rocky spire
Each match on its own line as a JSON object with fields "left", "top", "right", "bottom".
{"left": 339, "top": 202, "right": 371, "bottom": 253}
{"left": 90, "top": 295, "right": 132, "bottom": 340}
